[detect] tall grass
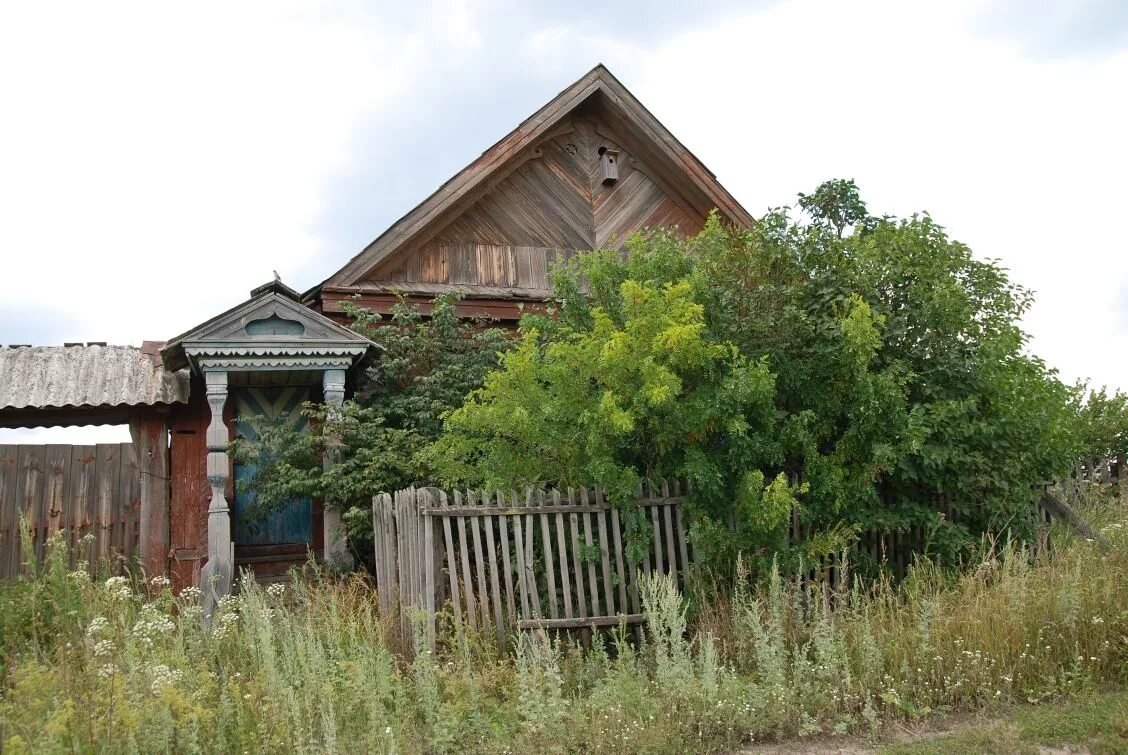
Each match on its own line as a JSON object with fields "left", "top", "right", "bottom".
{"left": 1, "top": 499, "right": 1125, "bottom": 753}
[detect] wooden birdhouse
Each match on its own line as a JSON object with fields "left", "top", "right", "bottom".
{"left": 599, "top": 147, "right": 620, "bottom": 184}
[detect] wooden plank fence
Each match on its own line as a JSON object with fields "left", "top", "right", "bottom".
{"left": 0, "top": 443, "right": 141, "bottom": 580}
{"left": 373, "top": 477, "right": 1097, "bottom": 651}
{"left": 374, "top": 481, "right": 692, "bottom": 649}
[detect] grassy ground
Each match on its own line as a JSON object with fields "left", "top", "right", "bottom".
{"left": 881, "top": 690, "right": 1128, "bottom": 754}
{"left": 1, "top": 495, "right": 1125, "bottom": 753}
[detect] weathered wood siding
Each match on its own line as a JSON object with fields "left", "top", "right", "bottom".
{"left": 372, "top": 115, "right": 706, "bottom": 293}
{"left": 0, "top": 443, "right": 140, "bottom": 579}
{"left": 168, "top": 374, "right": 211, "bottom": 591}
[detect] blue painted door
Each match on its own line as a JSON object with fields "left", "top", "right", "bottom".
{"left": 233, "top": 386, "right": 313, "bottom": 545}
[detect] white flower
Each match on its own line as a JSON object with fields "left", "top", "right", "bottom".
{"left": 132, "top": 604, "right": 176, "bottom": 647}
{"left": 103, "top": 576, "right": 132, "bottom": 600}
{"left": 86, "top": 617, "right": 109, "bottom": 638}
{"left": 149, "top": 664, "right": 184, "bottom": 695}
{"left": 179, "top": 586, "right": 202, "bottom": 601}
{"left": 97, "top": 663, "right": 118, "bottom": 678}
{"left": 93, "top": 639, "right": 115, "bottom": 658}
{"left": 68, "top": 570, "right": 91, "bottom": 583}
{"left": 266, "top": 583, "right": 287, "bottom": 599}
{"left": 149, "top": 575, "right": 171, "bottom": 589}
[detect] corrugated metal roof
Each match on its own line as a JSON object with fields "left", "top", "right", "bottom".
{"left": 0, "top": 344, "right": 190, "bottom": 411}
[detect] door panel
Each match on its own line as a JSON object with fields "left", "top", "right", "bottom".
{"left": 232, "top": 385, "right": 313, "bottom": 545}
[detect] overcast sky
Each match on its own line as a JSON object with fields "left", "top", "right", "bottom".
{"left": 2, "top": 0, "right": 1126, "bottom": 443}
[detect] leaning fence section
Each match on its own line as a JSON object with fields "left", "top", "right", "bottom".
{"left": 373, "top": 481, "right": 692, "bottom": 649}
{"left": 0, "top": 443, "right": 141, "bottom": 580}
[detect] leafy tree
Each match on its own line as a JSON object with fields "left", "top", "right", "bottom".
{"left": 1074, "top": 386, "right": 1128, "bottom": 463}
{"left": 430, "top": 181, "right": 1082, "bottom": 572}
{"left": 426, "top": 278, "right": 784, "bottom": 561}
{"left": 232, "top": 294, "right": 509, "bottom": 560}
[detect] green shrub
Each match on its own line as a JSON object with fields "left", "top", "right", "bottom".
{"left": 2, "top": 507, "right": 1126, "bottom": 753}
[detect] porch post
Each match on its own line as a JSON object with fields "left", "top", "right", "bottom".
{"left": 322, "top": 368, "right": 353, "bottom": 569}
{"left": 200, "top": 370, "right": 233, "bottom": 617}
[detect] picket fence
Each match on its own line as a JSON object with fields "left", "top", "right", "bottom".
{"left": 373, "top": 482, "right": 692, "bottom": 649}
{"left": 371, "top": 469, "right": 1120, "bottom": 650}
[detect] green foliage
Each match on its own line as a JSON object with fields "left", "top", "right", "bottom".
{"left": 426, "top": 275, "right": 781, "bottom": 561}
{"left": 232, "top": 294, "right": 508, "bottom": 550}
{"left": 431, "top": 181, "right": 1083, "bottom": 572}
{"left": 1075, "top": 386, "right": 1128, "bottom": 461}
{"left": 2, "top": 516, "right": 1127, "bottom": 753}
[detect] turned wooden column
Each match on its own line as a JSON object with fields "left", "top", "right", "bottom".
{"left": 200, "top": 370, "right": 233, "bottom": 616}
{"left": 321, "top": 368, "right": 353, "bottom": 569}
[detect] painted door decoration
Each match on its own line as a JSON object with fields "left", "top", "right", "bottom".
{"left": 232, "top": 386, "right": 313, "bottom": 545}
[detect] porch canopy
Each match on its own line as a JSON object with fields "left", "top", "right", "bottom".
{"left": 161, "top": 279, "right": 379, "bottom": 610}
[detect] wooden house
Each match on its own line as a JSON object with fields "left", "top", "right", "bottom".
{"left": 0, "top": 65, "right": 753, "bottom": 606}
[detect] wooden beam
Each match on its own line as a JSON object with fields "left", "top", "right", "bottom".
{"left": 517, "top": 613, "right": 646, "bottom": 630}
{"left": 128, "top": 410, "right": 170, "bottom": 579}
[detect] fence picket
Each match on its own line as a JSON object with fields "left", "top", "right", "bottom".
{"left": 523, "top": 488, "right": 542, "bottom": 619}
{"left": 481, "top": 494, "right": 504, "bottom": 645}
{"left": 496, "top": 491, "right": 516, "bottom": 623}
{"left": 567, "top": 488, "right": 588, "bottom": 620}
{"left": 580, "top": 487, "right": 600, "bottom": 617}
{"left": 512, "top": 490, "right": 532, "bottom": 620}
{"left": 553, "top": 489, "right": 573, "bottom": 620}
{"left": 468, "top": 490, "right": 490, "bottom": 628}
{"left": 595, "top": 492, "right": 615, "bottom": 616}
{"left": 538, "top": 489, "right": 560, "bottom": 620}
{"left": 454, "top": 490, "right": 478, "bottom": 631}
{"left": 438, "top": 490, "right": 462, "bottom": 631}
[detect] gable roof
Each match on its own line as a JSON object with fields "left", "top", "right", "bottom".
{"left": 161, "top": 280, "right": 379, "bottom": 372}
{"left": 316, "top": 64, "right": 753, "bottom": 293}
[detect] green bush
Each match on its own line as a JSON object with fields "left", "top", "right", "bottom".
{"left": 2, "top": 502, "right": 1125, "bottom": 753}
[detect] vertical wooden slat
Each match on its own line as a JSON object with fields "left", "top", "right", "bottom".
{"left": 468, "top": 490, "right": 491, "bottom": 627}
{"left": 0, "top": 445, "right": 19, "bottom": 579}
{"left": 422, "top": 490, "right": 437, "bottom": 650}
{"left": 662, "top": 481, "right": 678, "bottom": 586}
{"left": 481, "top": 492, "right": 505, "bottom": 644}
{"left": 496, "top": 491, "right": 516, "bottom": 623}
{"left": 595, "top": 490, "right": 615, "bottom": 616}
{"left": 19, "top": 445, "right": 46, "bottom": 572}
{"left": 580, "top": 487, "right": 600, "bottom": 617}
{"left": 553, "top": 489, "right": 573, "bottom": 620}
{"left": 650, "top": 494, "right": 665, "bottom": 577}
{"left": 400, "top": 493, "right": 410, "bottom": 631}
{"left": 439, "top": 489, "right": 463, "bottom": 631}
{"left": 372, "top": 495, "right": 385, "bottom": 613}
{"left": 512, "top": 490, "right": 532, "bottom": 619}
{"left": 674, "top": 501, "right": 690, "bottom": 586}
{"left": 538, "top": 488, "right": 560, "bottom": 619}
{"left": 76, "top": 446, "right": 97, "bottom": 569}
{"left": 523, "top": 488, "right": 542, "bottom": 619}
{"left": 386, "top": 493, "right": 399, "bottom": 614}
{"left": 454, "top": 490, "right": 478, "bottom": 631}
{"left": 609, "top": 502, "right": 634, "bottom": 615}
{"left": 94, "top": 444, "right": 121, "bottom": 568}
{"left": 43, "top": 445, "right": 68, "bottom": 546}
{"left": 568, "top": 488, "right": 588, "bottom": 620}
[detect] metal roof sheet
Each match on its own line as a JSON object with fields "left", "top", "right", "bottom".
{"left": 0, "top": 344, "right": 190, "bottom": 411}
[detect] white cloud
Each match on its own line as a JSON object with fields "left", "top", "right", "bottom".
{"left": 1, "top": 0, "right": 1125, "bottom": 444}
{"left": 634, "top": 0, "right": 1128, "bottom": 392}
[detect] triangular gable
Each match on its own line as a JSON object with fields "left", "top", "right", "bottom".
{"left": 318, "top": 65, "right": 753, "bottom": 295}
{"left": 162, "top": 282, "right": 376, "bottom": 372}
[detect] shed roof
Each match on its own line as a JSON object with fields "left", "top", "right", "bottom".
{"left": 0, "top": 343, "right": 190, "bottom": 413}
